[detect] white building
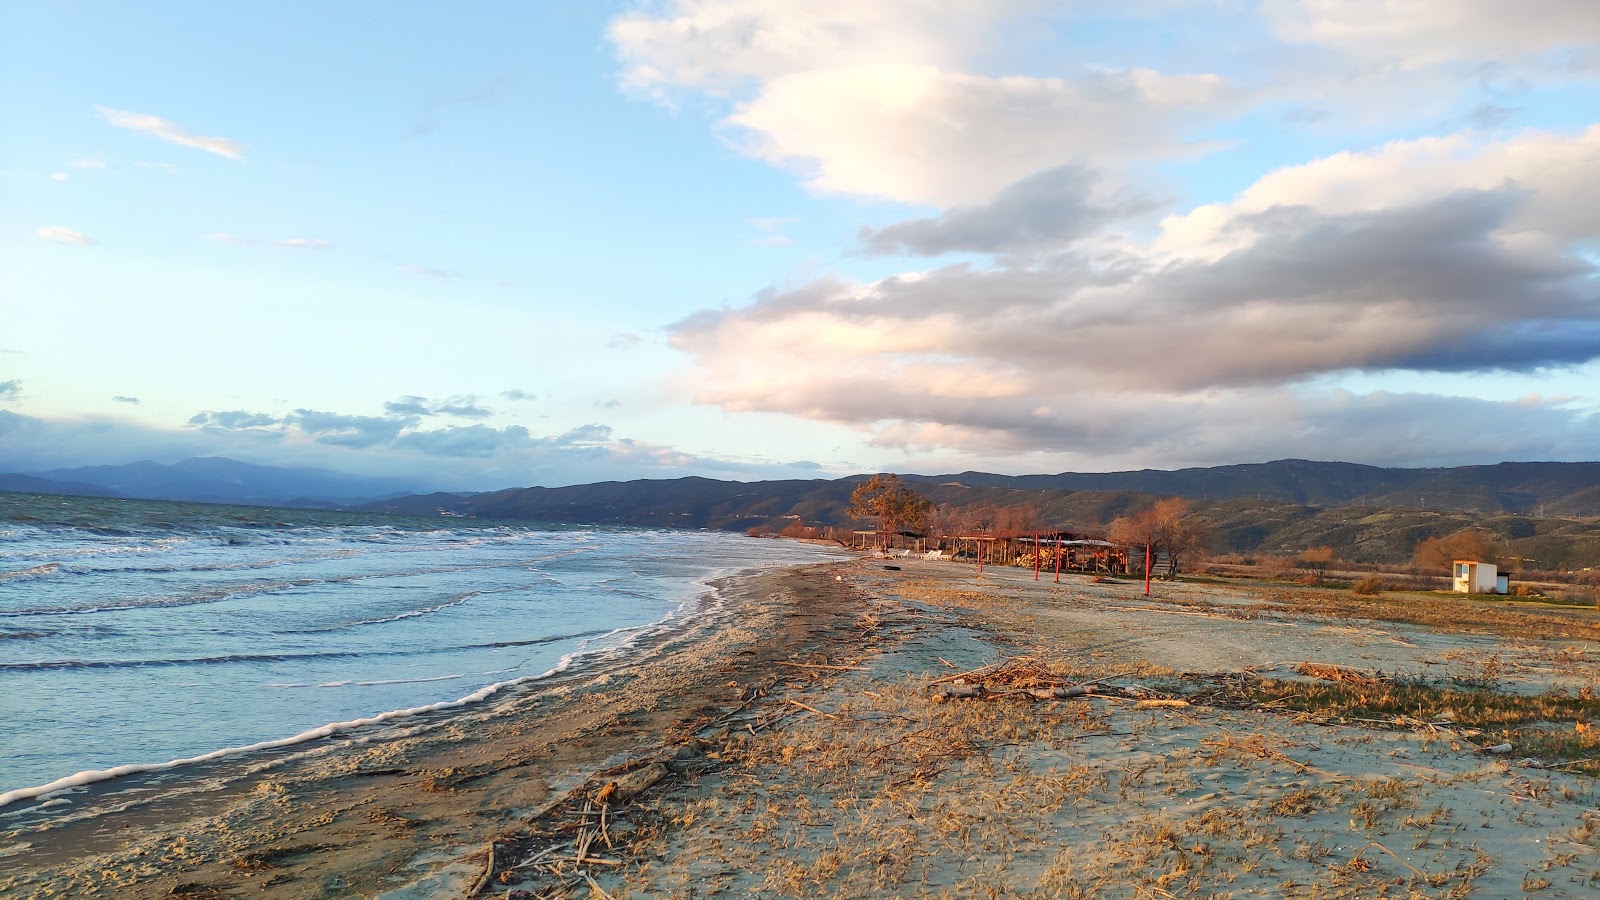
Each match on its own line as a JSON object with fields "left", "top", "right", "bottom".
{"left": 1453, "top": 560, "right": 1508, "bottom": 594}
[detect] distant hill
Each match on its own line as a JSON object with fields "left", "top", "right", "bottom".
{"left": 6, "top": 457, "right": 422, "bottom": 508}
{"left": 358, "top": 460, "right": 1600, "bottom": 568}
{"left": 0, "top": 473, "right": 124, "bottom": 498}
{"left": 896, "top": 460, "right": 1600, "bottom": 515}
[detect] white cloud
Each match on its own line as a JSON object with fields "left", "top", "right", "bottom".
{"left": 36, "top": 226, "right": 95, "bottom": 246}
{"left": 668, "top": 120, "right": 1600, "bottom": 461}
{"left": 96, "top": 106, "right": 243, "bottom": 160}
{"left": 1267, "top": 0, "right": 1600, "bottom": 69}
{"left": 612, "top": 2, "right": 1236, "bottom": 206}
{"left": 1157, "top": 125, "right": 1600, "bottom": 261}
{"left": 49, "top": 172, "right": 68, "bottom": 182}
{"left": 609, "top": 0, "right": 1006, "bottom": 95}
{"left": 731, "top": 63, "right": 1230, "bottom": 206}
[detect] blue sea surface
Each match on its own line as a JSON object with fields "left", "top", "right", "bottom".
{"left": 0, "top": 493, "right": 841, "bottom": 801}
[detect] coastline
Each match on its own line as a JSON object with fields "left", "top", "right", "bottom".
{"left": 0, "top": 555, "right": 776, "bottom": 811}
{"left": 1, "top": 561, "right": 869, "bottom": 898}
{"left": 10, "top": 556, "right": 1600, "bottom": 898}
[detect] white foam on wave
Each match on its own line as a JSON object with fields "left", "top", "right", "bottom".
{"left": 0, "top": 654, "right": 588, "bottom": 810}
{"left": 0, "top": 562, "right": 61, "bottom": 582}
{"left": 0, "top": 534, "right": 847, "bottom": 812}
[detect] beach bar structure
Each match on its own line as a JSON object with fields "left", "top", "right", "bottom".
{"left": 851, "top": 530, "right": 927, "bottom": 552}
{"left": 929, "top": 532, "right": 1130, "bottom": 574}
{"left": 1453, "top": 559, "right": 1508, "bottom": 594}
{"left": 1015, "top": 535, "right": 1130, "bottom": 574}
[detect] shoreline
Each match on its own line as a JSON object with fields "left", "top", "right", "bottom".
{"left": 0, "top": 548, "right": 827, "bottom": 812}
{"left": 1, "top": 561, "right": 870, "bottom": 898}
{"left": 10, "top": 556, "right": 1600, "bottom": 897}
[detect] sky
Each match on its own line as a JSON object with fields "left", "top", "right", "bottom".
{"left": 2, "top": 1, "right": 1598, "bottom": 491}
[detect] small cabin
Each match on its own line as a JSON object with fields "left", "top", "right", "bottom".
{"left": 1453, "top": 560, "right": 1505, "bottom": 594}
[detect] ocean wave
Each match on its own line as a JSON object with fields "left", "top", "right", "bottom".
{"left": 0, "top": 578, "right": 322, "bottom": 619}
{"left": 291, "top": 591, "right": 482, "bottom": 633}
{"left": 0, "top": 629, "right": 612, "bottom": 671}
{"left": 0, "top": 562, "right": 61, "bottom": 582}
{"left": 0, "top": 648, "right": 596, "bottom": 810}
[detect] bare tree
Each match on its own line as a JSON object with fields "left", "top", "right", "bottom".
{"left": 1107, "top": 498, "right": 1210, "bottom": 577}
{"left": 1413, "top": 529, "right": 1499, "bottom": 571}
{"left": 848, "top": 474, "right": 933, "bottom": 548}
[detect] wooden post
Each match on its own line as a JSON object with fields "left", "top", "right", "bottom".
{"left": 978, "top": 539, "right": 984, "bottom": 574}
{"left": 1054, "top": 537, "right": 1061, "bottom": 583}
{"left": 1144, "top": 542, "right": 1152, "bottom": 597}
{"left": 1033, "top": 533, "right": 1040, "bottom": 580}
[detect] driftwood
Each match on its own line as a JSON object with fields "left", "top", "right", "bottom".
{"left": 595, "top": 762, "right": 668, "bottom": 805}
{"left": 465, "top": 840, "right": 498, "bottom": 896}
{"left": 932, "top": 683, "right": 1102, "bottom": 703}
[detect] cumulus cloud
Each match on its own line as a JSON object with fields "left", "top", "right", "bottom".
{"left": 858, "top": 165, "right": 1147, "bottom": 257}
{"left": 383, "top": 395, "right": 493, "bottom": 418}
{"left": 96, "top": 106, "right": 243, "bottom": 160}
{"left": 669, "top": 121, "right": 1600, "bottom": 463}
{"left": 609, "top": 0, "right": 1003, "bottom": 94}
{"left": 111, "top": 395, "right": 140, "bottom": 405}
{"left": 612, "top": 2, "right": 1235, "bottom": 205}
{"left": 0, "top": 380, "right": 20, "bottom": 402}
{"left": 435, "top": 399, "right": 493, "bottom": 418}
{"left": 287, "top": 409, "right": 415, "bottom": 448}
{"left": 383, "top": 396, "right": 433, "bottom": 417}
{"left": 728, "top": 63, "right": 1232, "bottom": 205}
{"left": 502, "top": 389, "right": 538, "bottom": 401}
{"left": 596, "top": 399, "right": 622, "bottom": 408}
{"left": 1267, "top": 0, "right": 1600, "bottom": 70}
{"left": 36, "top": 226, "right": 95, "bottom": 246}
{"left": 50, "top": 172, "right": 68, "bottom": 181}
{"left": 1156, "top": 126, "right": 1600, "bottom": 261}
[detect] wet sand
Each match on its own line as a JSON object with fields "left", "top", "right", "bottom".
{"left": 0, "top": 563, "right": 870, "bottom": 899}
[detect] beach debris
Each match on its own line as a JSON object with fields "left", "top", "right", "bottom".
{"left": 466, "top": 840, "right": 501, "bottom": 897}
{"left": 1484, "top": 742, "right": 1514, "bottom": 754}
{"left": 594, "top": 762, "right": 668, "bottom": 805}
{"left": 927, "top": 657, "right": 1157, "bottom": 704}
{"left": 166, "top": 883, "right": 229, "bottom": 899}
{"left": 1295, "top": 661, "right": 1382, "bottom": 686}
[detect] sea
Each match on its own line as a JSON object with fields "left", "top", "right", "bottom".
{"left": 0, "top": 492, "right": 843, "bottom": 809}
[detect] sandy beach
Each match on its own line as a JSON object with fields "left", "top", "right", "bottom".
{"left": 6, "top": 556, "right": 1600, "bottom": 898}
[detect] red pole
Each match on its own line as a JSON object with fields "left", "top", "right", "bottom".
{"left": 1144, "top": 542, "right": 1152, "bottom": 596}
{"left": 1033, "top": 533, "right": 1040, "bottom": 580}
{"left": 1054, "top": 536, "right": 1061, "bottom": 583}
{"left": 978, "top": 539, "right": 984, "bottom": 574}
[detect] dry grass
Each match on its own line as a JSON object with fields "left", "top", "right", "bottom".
{"left": 1244, "top": 583, "right": 1600, "bottom": 642}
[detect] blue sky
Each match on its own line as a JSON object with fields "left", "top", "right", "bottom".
{"left": 2, "top": 1, "right": 1598, "bottom": 490}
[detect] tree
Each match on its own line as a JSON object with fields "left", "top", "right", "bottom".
{"left": 1297, "top": 546, "right": 1337, "bottom": 578}
{"left": 1107, "top": 498, "right": 1211, "bottom": 577}
{"left": 1413, "top": 528, "right": 1498, "bottom": 571}
{"left": 848, "top": 474, "right": 933, "bottom": 548}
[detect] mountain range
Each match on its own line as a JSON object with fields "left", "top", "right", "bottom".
{"left": 356, "top": 460, "right": 1600, "bottom": 569}
{"left": 5, "top": 457, "right": 1599, "bottom": 567}
{"left": 0, "top": 457, "right": 420, "bottom": 508}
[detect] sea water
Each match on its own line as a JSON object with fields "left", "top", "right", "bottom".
{"left": 0, "top": 492, "right": 841, "bottom": 805}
